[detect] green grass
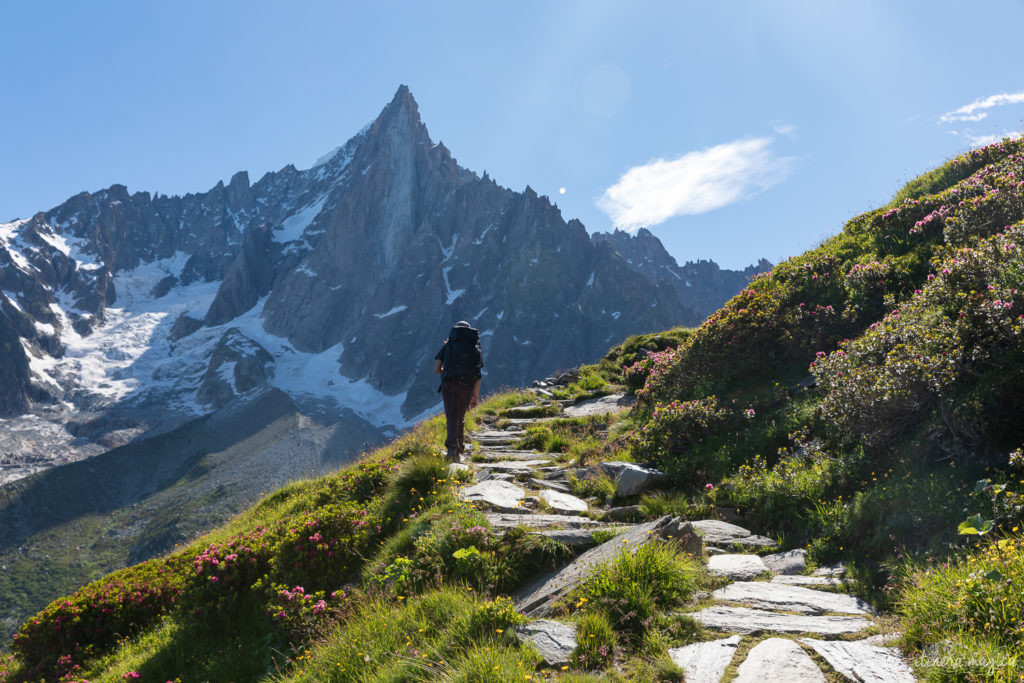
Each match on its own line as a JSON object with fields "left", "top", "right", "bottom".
{"left": 271, "top": 589, "right": 537, "bottom": 682}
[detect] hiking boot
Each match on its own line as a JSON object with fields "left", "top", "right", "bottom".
{"left": 445, "top": 447, "right": 460, "bottom": 462}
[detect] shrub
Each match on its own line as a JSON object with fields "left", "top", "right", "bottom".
{"left": 570, "top": 612, "right": 616, "bottom": 671}
{"left": 629, "top": 397, "right": 731, "bottom": 480}
{"left": 11, "top": 557, "right": 186, "bottom": 679}
{"left": 568, "top": 543, "right": 700, "bottom": 642}
{"left": 899, "top": 534, "right": 1024, "bottom": 678}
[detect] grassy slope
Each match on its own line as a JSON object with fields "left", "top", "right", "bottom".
{"left": 5, "top": 138, "right": 1024, "bottom": 681}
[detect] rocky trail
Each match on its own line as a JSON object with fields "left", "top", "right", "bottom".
{"left": 452, "top": 394, "right": 918, "bottom": 681}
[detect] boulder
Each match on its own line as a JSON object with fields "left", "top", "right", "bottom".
{"left": 485, "top": 513, "right": 604, "bottom": 529}
{"left": 660, "top": 517, "right": 703, "bottom": 557}
{"left": 563, "top": 393, "right": 631, "bottom": 417}
{"left": 598, "top": 461, "right": 665, "bottom": 497}
{"left": 733, "top": 638, "right": 825, "bottom": 682}
{"left": 691, "top": 519, "right": 777, "bottom": 549}
{"left": 667, "top": 635, "right": 741, "bottom": 683}
{"left": 603, "top": 505, "right": 644, "bottom": 522}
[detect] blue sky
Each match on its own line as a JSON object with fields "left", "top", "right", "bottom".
{"left": 2, "top": 1, "right": 1023, "bottom": 269}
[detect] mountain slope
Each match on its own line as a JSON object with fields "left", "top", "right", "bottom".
{"left": 0, "top": 86, "right": 764, "bottom": 484}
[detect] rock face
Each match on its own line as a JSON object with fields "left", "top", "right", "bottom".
{"left": 0, "top": 85, "right": 766, "bottom": 481}
{"left": 592, "top": 228, "right": 771, "bottom": 321}
{"left": 692, "top": 605, "right": 872, "bottom": 635}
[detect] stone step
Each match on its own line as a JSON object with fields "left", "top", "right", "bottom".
{"left": 771, "top": 575, "right": 850, "bottom": 588}
{"left": 667, "top": 635, "right": 741, "bottom": 683}
{"left": 530, "top": 477, "right": 570, "bottom": 493}
{"left": 712, "top": 581, "right": 875, "bottom": 615}
{"left": 690, "top": 606, "right": 872, "bottom": 635}
{"left": 538, "top": 488, "right": 588, "bottom": 514}
{"left": 485, "top": 513, "right": 606, "bottom": 529}
{"left": 799, "top": 638, "right": 916, "bottom": 682}
{"left": 475, "top": 449, "right": 552, "bottom": 461}
{"left": 691, "top": 519, "right": 778, "bottom": 550}
{"left": 562, "top": 393, "right": 631, "bottom": 417}
{"left": 459, "top": 480, "right": 525, "bottom": 512}
{"left": 513, "top": 620, "right": 576, "bottom": 668}
{"left": 707, "top": 554, "right": 770, "bottom": 580}
{"left": 762, "top": 549, "right": 807, "bottom": 575}
{"left": 533, "top": 527, "right": 627, "bottom": 548}
{"left": 734, "top": 638, "right": 825, "bottom": 682}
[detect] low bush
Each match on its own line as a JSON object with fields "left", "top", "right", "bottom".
{"left": 570, "top": 611, "right": 616, "bottom": 671}
{"left": 899, "top": 534, "right": 1024, "bottom": 679}
{"left": 567, "top": 543, "right": 701, "bottom": 643}
{"left": 629, "top": 397, "right": 732, "bottom": 481}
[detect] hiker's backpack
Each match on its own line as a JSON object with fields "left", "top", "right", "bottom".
{"left": 442, "top": 325, "right": 482, "bottom": 383}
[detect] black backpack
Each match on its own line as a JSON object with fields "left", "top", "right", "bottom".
{"left": 442, "top": 326, "right": 482, "bottom": 383}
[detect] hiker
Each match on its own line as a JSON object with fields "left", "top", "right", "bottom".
{"left": 434, "top": 321, "right": 483, "bottom": 461}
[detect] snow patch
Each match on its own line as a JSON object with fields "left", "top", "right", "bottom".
{"left": 374, "top": 305, "right": 407, "bottom": 319}
{"left": 275, "top": 195, "right": 328, "bottom": 243}
{"left": 585, "top": 272, "right": 595, "bottom": 287}
{"left": 442, "top": 266, "right": 464, "bottom": 305}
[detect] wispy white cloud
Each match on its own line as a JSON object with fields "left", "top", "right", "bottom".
{"left": 773, "top": 123, "right": 796, "bottom": 136}
{"left": 940, "top": 91, "right": 1024, "bottom": 123}
{"left": 596, "top": 137, "right": 794, "bottom": 232}
{"left": 967, "top": 130, "right": 1024, "bottom": 148}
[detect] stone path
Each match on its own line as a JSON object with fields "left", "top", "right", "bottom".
{"left": 455, "top": 397, "right": 917, "bottom": 680}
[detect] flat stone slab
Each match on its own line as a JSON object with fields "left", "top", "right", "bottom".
{"left": 531, "top": 477, "right": 570, "bottom": 492}
{"left": 562, "top": 393, "right": 630, "bottom": 417}
{"left": 470, "top": 430, "right": 521, "bottom": 441}
{"left": 667, "top": 635, "right": 740, "bottom": 683}
{"left": 514, "top": 619, "right": 577, "bottom": 667}
{"left": 539, "top": 488, "right": 589, "bottom": 514}
{"left": 763, "top": 549, "right": 807, "bottom": 575}
{"left": 485, "top": 513, "right": 603, "bottom": 529}
{"left": 597, "top": 460, "right": 666, "bottom": 497}
{"left": 771, "top": 575, "right": 850, "bottom": 588}
{"left": 514, "top": 516, "right": 671, "bottom": 616}
{"left": 459, "top": 480, "right": 525, "bottom": 512}
{"left": 691, "top": 520, "right": 776, "bottom": 549}
{"left": 691, "top": 606, "right": 872, "bottom": 635}
{"left": 713, "top": 582, "right": 874, "bottom": 615}
{"left": 475, "top": 459, "right": 552, "bottom": 471}
{"left": 708, "top": 554, "right": 769, "bottom": 580}
{"left": 734, "top": 638, "right": 825, "bottom": 682}
{"left": 813, "top": 562, "right": 845, "bottom": 577}
{"left": 800, "top": 638, "right": 916, "bottom": 682}
{"left": 447, "top": 463, "right": 471, "bottom": 474}
{"left": 479, "top": 450, "right": 554, "bottom": 461}
{"left": 504, "top": 417, "right": 559, "bottom": 426}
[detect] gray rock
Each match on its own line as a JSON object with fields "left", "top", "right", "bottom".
{"left": 475, "top": 469, "right": 515, "bottom": 483}
{"left": 485, "top": 513, "right": 604, "bottom": 530}
{"left": 538, "top": 489, "right": 589, "bottom": 514}
{"left": 475, "top": 459, "right": 552, "bottom": 472}
{"left": 799, "top": 638, "right": 916, "bottom": 682}
{"left": 734, "top": 638, "right": 825, "bottom": 682}
{"left": 708, "top": 554, "right": 769, "bottom": 580}
{"left": 667, "top": 635, "right": 741, "bottom": 683}
{"left": 603, "top": 505, "right": 643, "bottom": 522}
{"left": 197, "top": 329, "right": 274, "bottom": 409}
{"left": 459, "top": 480, "right": 525, "bottom": 512}
{"left": 713, "top": 582, "right": 874, "bottom": 615}
{"left": 514, "top": 619, "right": 577, "bottom": 667}
{"left": 691, "top": 606, "right": 872, "bottom": 635}
{"left": 563, "top": 393, "right": 630, "bottom": 417}
{"left": 691, "top": 519, "right": 777, "bottom": 549}
{"left": 479, "top": 450, "right": 554, "bottom": 461}
{"left": 598, "top": 461, "right": 666, "bottom": 497}
{"left": 535, "top": 528, "right": 602, "bottom": 548}
{"left": 762, "top": 549, "right": 807, "bottom": 575}
{"left": 531, "top": 477, "right": 570, "bottom": 492}
{"left": 661, "top": 517, "right": 703, "bottom": 557}
{"left": 705, "top": 547, "right": 728, "bottom": 556}
{"left": 514, "top": 516, "right": 671, "bottom": 616}
{"left": 446, "top": 462, "right": 471, "bottom": 475}
{"left": 771, "top": 575, "right": 849, "bottom": 587}
{"left": 863, "top": 632, "right": 902, "bottom": 646}
{"left": 812, "top": 562, "right": 846, "bottom": 577}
